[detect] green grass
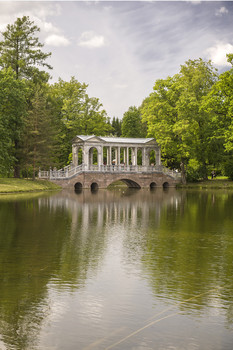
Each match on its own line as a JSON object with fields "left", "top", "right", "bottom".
{"left": 0, "top": 178, "right": 61, "bottom": 194}
{"left": 179, "top": 177, "right": 233, "bottom": 189}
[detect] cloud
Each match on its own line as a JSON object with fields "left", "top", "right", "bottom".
{"left": 114, "top": 83, "right": 128, "bottom": 89}
{"left": 45, "top": 34, "right": 70, "bottom": 47}
{"left": 205, "top": 42, "right": 233, "bottom": 66}
{"left": 78, "top": 31, "right": 106, "bottom": 48}
{"left": 189, "top": 1, "right": 201, "bottom": 5}
{"left": 215, "top": 6, "right": 229, "bottom": 16}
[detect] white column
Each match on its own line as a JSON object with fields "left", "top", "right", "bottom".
{"left": 135, "top": 147, "right": 138, "bottom": 166}
{"left": 83, "top": 146, "right": 89, "bottom": 170}
{"left": 72, "top": 145, "right": 78, "bottom": 166}
{"left": 118, "top": 147, "right": 121, "bottom": 165}
{"left": 89, "top": 148, "right": 93, "bottom": 167}
{"left": 145, "top": 149, "right": 150, "bottom": 166}
{"left": 109, "top": 146, "right": 112, "bottom": 165}
{"left": 132, "top": 148, "right": 136, "bottom": 165}
{"left": 156, "top": 148, "right": 161, "bottom": 166}
{"left": 98, "top": 146, "right": 102, "bottom": 170}
{"left": 142, "top": 147, "right": 146, "bottom": 166}
{"left": 126, "top": 147, "right": 129, "bottom": 166}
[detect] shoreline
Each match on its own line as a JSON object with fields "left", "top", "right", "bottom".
{"left": 1, "top": 178, "right": 233, "bottom": 194}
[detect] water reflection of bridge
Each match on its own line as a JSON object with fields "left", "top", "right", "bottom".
{"left": 39, "top": 189, "right": 181, "bottom": 233}
{"left": 39, "top": 135, "right": 181, "bottom": 189}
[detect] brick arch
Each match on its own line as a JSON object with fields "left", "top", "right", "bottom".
{"left": 107, "top": 178, "right": 141, "bottom": 189}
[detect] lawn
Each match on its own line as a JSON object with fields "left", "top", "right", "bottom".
{"left": 179, "top": 177, "right": 233, "bottom": 189}
{"left": 0, "top": 178, "right": 61, "bottom": 194}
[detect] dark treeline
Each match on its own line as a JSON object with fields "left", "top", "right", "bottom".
{"left": 0, "top": 16, "right": 113, "bottom": 179}
{"left": 1, "top": 17, "right": 233, "bottom": 183}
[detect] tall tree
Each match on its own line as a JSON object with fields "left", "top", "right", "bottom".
{"left": 202, "top": 54, "right": 233, "bottom": 178}
{"left": 22, "top": 87, "right": 59, "bottom": 179}
{"left": 49, "top": 77, "right": 112, "bottom": 165}
{"left": 122, "top": 106, "right": 146, "bottom": 138}
{"left": 0, "top": 16, "right": 52, "bottom": 177}
{"left": 111, "top": 117, "right": 122, "bottom": 137}
{"left": 0, "top": 16, "right": 52, "bottom": 81}
{"left": 0, "top": 68, "right": 27, "bottom": 177}
{"left": 142, "top": 59, "right": 217, "bottom": 183}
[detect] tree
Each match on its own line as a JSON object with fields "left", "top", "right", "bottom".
{"left": 141, "top": 76, "right": 189, "bottom": 183}
{"left": 0, "top": 16, "right": 52, "bottom": 177}
{"left": 202, "top": 54, "right": 233, "bottom": 179}
{"left": 122, "top": 106, "right": 147, "bottom": 138}
{"left": 0, "top": 16, "right": 52, "bottom": 81}
{"left": 0, "top": 68, "right": 27, "bottom": 176}
{"left": 111, "top": 117, "right": 122, "bottom": 137}
{"left": 177, "top": 59, "right": 218, "bottom": 180}
{"left": 49, "top": 77, "right": 112, "bottom": 165}
{"left": 22, "top": 87, "right": 59, "bottom": 179}
{"left": 142, "top": 59, "right": 217, "bottom": 183}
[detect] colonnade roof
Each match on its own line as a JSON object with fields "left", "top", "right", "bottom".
{"left": 73, "top": 135, "right": 157, "bottom": 145}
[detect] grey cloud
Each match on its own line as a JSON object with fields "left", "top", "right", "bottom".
{"left": 1, "top": 1, "right": 233, "bottom": 119}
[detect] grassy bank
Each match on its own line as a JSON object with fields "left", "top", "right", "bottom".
{"left": 0, "top": 178, "right": 61, "bottom": 194}
{"left": 178, "top": 177, "right": 233, "bottom": 189}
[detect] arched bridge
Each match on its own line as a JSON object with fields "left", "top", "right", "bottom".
{"left": 39, "top": 135, "right": 181, "bottom": 190}
{"left": 39, "top": 163, "right": 181, "bottom": 190}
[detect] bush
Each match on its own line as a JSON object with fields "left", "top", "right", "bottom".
{"left": 223, "top": 158, "right": 233, "bottom": 180}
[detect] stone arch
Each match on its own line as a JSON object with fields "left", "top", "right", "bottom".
{"left": 149, "top": 149, "right": 156, "bottom": 166}
{"left": 108, "top": 178, "right": 141, "bottom": 189}
{"left": 88, "top": 147, "right": 98, "bottom": 167}
{"left": 91, "top": 182, "right": 99, "bottom": 191}
{"left": 74, "top": 182, "right": 82, "bottom": 191}
{"left": 163, "top": 181, "right": 169, "bottom": 188}
{"left": 150, "top": 182, "right": 157, "bottom": 189}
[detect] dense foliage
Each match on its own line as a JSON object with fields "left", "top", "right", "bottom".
{"left": 1, "top": 16, "right": 233, "bottom": 182}
{"left": 0, "top": 17, "right": 112, "bottom": 178}
{"left": 141, "top": 58, "right": 233, "bottom": 183}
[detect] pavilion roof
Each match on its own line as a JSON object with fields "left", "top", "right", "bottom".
{"left": 74, "top": 135, "right": 156, "bottom": 144}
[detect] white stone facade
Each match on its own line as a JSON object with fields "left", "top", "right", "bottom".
{"left": 72, "top": 135, "right": 161, "bottom": 171}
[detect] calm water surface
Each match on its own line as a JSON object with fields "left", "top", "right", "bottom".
{"left": 0, "top": 188, "right": 233, "bottom": 350}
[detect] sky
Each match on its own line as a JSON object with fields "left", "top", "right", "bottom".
{"left": 0, "top": 1, "right": 233, "bottom": 119}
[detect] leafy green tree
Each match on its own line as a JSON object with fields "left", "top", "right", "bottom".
{"left": 122, "top": 106, "right": 146, "bottom": 138}
{"left": 142, "top": 59, "right": 217, "bottom": 183}
{"left": 0, "top": 16, "right": 52, "bottom": 82}
{"left": 203, "top": 54, "right": 233, "bottom": 152}
{"left": 111, "top": 117, "right": 122, "bottom": 137}
{"left": 202, "top": 54, "right": 233, "bottom": 179}
{"left": 22, "top": 87, "right": 59, "bottom": 179}
{"left": 0, "top": 16, "right": 52, "bottom": 177}
{"left": 0, "top": 68, "right": 27, "bottom": 177}
{"left": 141, "top": 76, "right": 190, "bottom": 183}
{"left": 177, "top": 59, "right": 218, "bottom": 179}
{"left": 49, "top": 77, "right": 112, "bottom": 165}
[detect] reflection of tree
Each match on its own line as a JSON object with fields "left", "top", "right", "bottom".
{"left": 141, "top": 190, "right": 233, "bottom": 323}
{"left": 1, "top": 188, "right": 233, "bottom": 349}
{"left": 0, "top": 197, "right": 72, "bottom": 349}
{"left": 0, "top": 191, "right": 110, "bottom": 350}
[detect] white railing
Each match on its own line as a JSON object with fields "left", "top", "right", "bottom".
{"left": 39, "top": 163, "right": 181, "bottom": 180}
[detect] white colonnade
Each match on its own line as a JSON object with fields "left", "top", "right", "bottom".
{"left": 72, "top": 135, "right": 161, "bottom": 170}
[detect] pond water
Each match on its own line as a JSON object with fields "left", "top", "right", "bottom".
{"left": 0, "top": 188, "right": 233, "bottom": 350}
